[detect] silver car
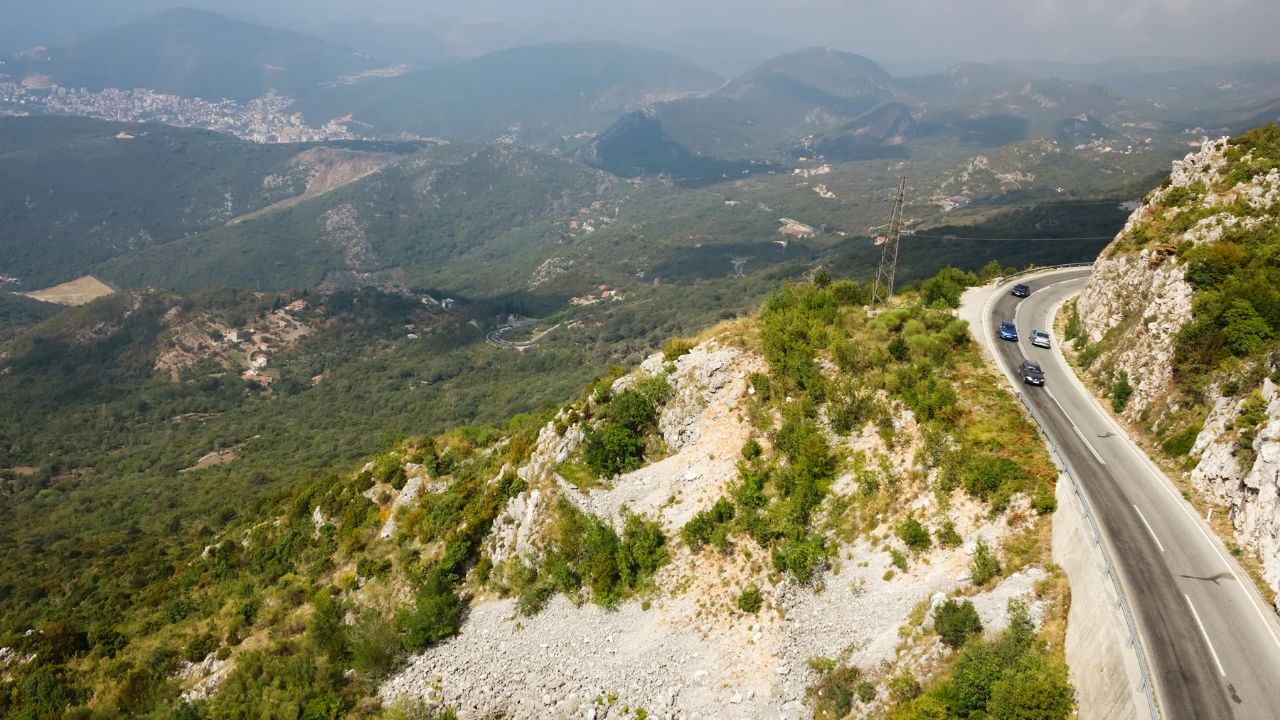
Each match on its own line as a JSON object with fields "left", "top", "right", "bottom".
{"left": 1031, "top": 329, "right": 1051, "bottom": 349}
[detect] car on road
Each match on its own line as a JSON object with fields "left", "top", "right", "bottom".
{"left": 998, "top": 321, "right": 1018, "bottom": 341}
{"left": 1011, "top": 283, "right": 1030, "bottom": 297}
{"left": 1019, "top": 359, "right": 1045, "bottom": 386}
{"left": 1031, "top": 329, "right": 1051, "bottom": 348}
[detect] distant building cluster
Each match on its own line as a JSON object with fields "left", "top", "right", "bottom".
{"left": 0, "top": 273, "right": 21, "bottom": 286}
{"left": 0, "top": 83, "right": 357, "bottom": 143}
{"left": 793, "top": 164, "right": 832, "bottom": 178}
{"left": 569, "top": 284, "right": 621, "bottom": 306}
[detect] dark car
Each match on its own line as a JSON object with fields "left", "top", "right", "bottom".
{"left": 1011, "top": 283, "right": 1031, "bottom": 298}
{"left": 1019, "top": 359, "right": 1045, "bottom": 386}
{"left": 999, "top": 321, "right": 1018, "bottom": 341}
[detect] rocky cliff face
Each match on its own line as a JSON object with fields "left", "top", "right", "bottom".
{"left": 1190, "top": 379, "right": 1280, "bottom": 604}
{"left": 1075, "top": 135, "right": 1280, "bottom": 609}
{"left": 1075, "top": 141, "right": 1227, "bottom": 419}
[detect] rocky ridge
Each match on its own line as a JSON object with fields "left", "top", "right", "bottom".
{"left": 380, "top": 338, "right": 1055, "bottom": 719}
{"left": 1074, "top": 135, "right": 1280, "bottom": 608}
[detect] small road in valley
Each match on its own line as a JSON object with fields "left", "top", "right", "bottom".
{"left": 979, "top": 268, "right": 1280, "bottom": 720}
{"left": 486, "top": 320, "right": 558, "bottom": 349}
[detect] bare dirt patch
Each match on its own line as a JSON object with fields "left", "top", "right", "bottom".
{"left": 21, "top": 276, "right": 115, "bottom": 306}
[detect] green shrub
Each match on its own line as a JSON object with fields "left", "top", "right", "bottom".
{"left": 184, "top": 631, "right": 218, "bottom": 663}
{"left": 1222, "top": 299, "right": 1273, "bottom": 356}
{"left": 806, "top": 662, "right": 864, "bottom": 719}
{"left": 356, "top": 557, "right": 393, "bottom": 579}
{"left": 1112, "top": 371, "right": 1133, "bottom": 413}
{"left": 970, "top": 538, "right": 1002, "bottom": 586}
{"left": 951, "top": 640, "right": 1002, "bottom": 716}
{"left": 936, "top": 520, "right": 962, "bottom": 548}
{"left": 855, "top": 681, "right": 876, "bottom": 703}
{"left": 742, "top": 437, "right": 763, "bottom": 461}
{"left": 583, "top": 423, "right": 645, "bottom": 477}
{"left": 886, "top": 669, "right": 923, "bottom": 704}
{"left": 772, "top": 533, "right": 829, "bottom": 583}
{"left": 749, "top": 372, "right": 771, "bottom": 401}
{"left": 934, "top": 599, "right": 984, "bottom": 649}
{"left": 890, "top": 548, "right": 908, "bottom": 571}
{"left": 399, "top": 575, "right": 461, "bottom": 650}
{"left": 962, "top": 455, "right": 1026, "bottom": 503}
{"left": 1077, "top": 344, "right": 1100, "bottom": 367}
{"left": 986, "top": 654, "right": 1074, "bottom": 720}
{"left": 1032, "top": 483, "right": 1058, "bottom": 515}
{"left": 663, "top": 337, "right": 695, "bottom": 361}
{"left": 738, "top": 583, "right": 764, "bottom": 613}
{"left": 618, "top": 510, "right": 668, "bottom": 589}
{"left": 681, "top": 498, "right": 736, "bottom": 552}
{"left": 1161, "top": 424, "right": 1202, "bottom": 456}
{"left": 349, "top": 611, "right": 402, "bottom": 676}
{"left": 896, "top": 515, "right": 932, "bottom": 553}
{"left": 308, "top": 591, "right": 348, "bottom": 661}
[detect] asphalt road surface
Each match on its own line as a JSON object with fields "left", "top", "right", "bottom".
{"left": 984, "top": 268, "right": 1280, "bottom": 720}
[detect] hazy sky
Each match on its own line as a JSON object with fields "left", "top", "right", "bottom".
{"left": 6, "top": 0, "right": 1280, "bottom": 74}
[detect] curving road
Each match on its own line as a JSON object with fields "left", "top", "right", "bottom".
{"left": 486, "top": 320, "right": 558, "bottom": 349}
{"left": 982, "top": 268, "right": 1280, "bottom": 720}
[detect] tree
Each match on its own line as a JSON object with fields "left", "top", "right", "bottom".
{"left": 307, "top": 591, "right": 348, "bottom": 661}
{"left": 398, "top": 575, "right": 461, "bottom": 650}
{"left": 979, "top": 260, "right": 1004, "bottom": 283}
{"left": 952, "top": 640, "right": 1003, "bottom": 716}
{"left": 986, "top": 654, "right": 1074, "bottom": 720}
{"left": 934, "top": 599, "right": 984, "bottom": 649}
{"left": 1111, "top": 371, "right": 1133, "bottom": 413}
{"left": 1221, "top": 299, "right": 1272, "bottom": 355}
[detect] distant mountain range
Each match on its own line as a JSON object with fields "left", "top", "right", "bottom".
{"left": 290, "top": 42, "right": 724, "bottom": 146}
{"left": 1, "top": 8, "right": 384, "bottom": 102}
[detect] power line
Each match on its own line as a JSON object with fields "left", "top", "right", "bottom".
{"left": 871, "top": 176, "right": 907, "bottom": 307}
{"left": 908, "top": 233, "right": 1116, "bottom": 242}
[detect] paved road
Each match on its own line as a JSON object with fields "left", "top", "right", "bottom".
{"left": 486, "top": 320, "right": 557, "bottom": 349}
{"left": 983, "top": 269, "right": 1280, "bottom": 720}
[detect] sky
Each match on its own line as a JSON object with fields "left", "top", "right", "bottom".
{"left": 5, "top": 0, "right": 1280, "bottom": 75}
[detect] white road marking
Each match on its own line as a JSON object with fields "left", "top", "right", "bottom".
{"left": 995, "top": 270, "right": 1280, "bottom": 658}
{"left": 1045, "top": 387, "right": 1107, "bottom": 466}
{"left": 1185, "top": 594, "right": 1227, "bottom": 677}
{"left": 1133, "top": 504, "right": 1165, "bottom": 552}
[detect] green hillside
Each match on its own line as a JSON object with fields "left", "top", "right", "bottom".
{"left": 0, "top": 117, "right": 301, "bottom": 287}
{"left": 290, "top": 42, "right": 723, "bottom": 145}
{"left": 3, "top": 8, "right": 383, "bottom": 103}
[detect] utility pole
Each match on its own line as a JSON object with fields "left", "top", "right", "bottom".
{"left": 870, "top": 176, "right": 907, "bottom": 307}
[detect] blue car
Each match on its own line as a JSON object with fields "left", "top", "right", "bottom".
{"left": 1011, "top": 283, "right": 1030, "bottom": 298}
{"left": 999, "top": 321, "right": 1018, "bottom": 341}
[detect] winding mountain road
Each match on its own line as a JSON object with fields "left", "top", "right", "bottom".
{"left": 980, "top": 268, "right": 1280, "bottom": 720}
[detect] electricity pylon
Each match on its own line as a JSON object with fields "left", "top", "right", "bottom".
{"left": 870, "top": 176, "right": 907, "bottom": 307}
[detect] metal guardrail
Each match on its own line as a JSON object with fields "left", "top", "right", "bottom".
{"left": 991, "top": 262, "right": 1095, "bottom": 287}
{"left": 1016, "top": 392, "right": 1161, "bottom": 720}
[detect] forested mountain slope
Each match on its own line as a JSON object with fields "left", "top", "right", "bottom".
{"left": 0, "top": 117, "right": 415, "bottom": 288}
